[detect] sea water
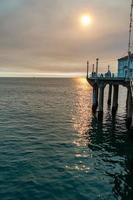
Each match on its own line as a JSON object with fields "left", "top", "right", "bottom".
{"left": 0, "top": 78, "right": 132, "bottom": 200}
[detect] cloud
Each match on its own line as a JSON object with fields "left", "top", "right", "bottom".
{"left": 0, "top": 0, "right": 131, "bottom": 76}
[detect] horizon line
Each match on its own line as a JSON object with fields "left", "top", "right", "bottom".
{"left": 0, "top": 72, "right": 86, "bottom": 78}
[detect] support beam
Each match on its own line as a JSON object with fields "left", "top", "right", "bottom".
{"left": 92, "top": 86, "right": 98, "bottom": 113}
{"left": 112, "top": 85, "right": 119, "bottom": 114}
{"left": 107, "top": 84, "right": 112, "bottom": 106}
{"left": 98, "top": 86, "right": 104, "bottom": 119}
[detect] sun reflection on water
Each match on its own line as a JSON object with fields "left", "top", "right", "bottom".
{"left": 65, "top": 164, "right": 90, "bottom": 173}
{"left": 72, "top": 78, "right": 92, "bottom": 147}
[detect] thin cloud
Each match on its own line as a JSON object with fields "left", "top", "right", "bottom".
{"left": 0, "top": 0, "right": 130, "bottom": 76}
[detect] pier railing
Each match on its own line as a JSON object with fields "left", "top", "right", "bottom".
{"left": 87, "top": 73, "right": 130, "bottom": 81}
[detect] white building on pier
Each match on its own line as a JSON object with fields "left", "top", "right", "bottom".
{"left": 118, "top": 53, "right": 133, "bottom": 78}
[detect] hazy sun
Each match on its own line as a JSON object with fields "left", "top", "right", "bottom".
{"left": 81, "top": 15, "right": 92, "bottom": 26}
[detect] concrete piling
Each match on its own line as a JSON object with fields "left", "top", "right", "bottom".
{"left": 107, "top": 84, "right": 112, "bottom": 105}
{"left": 98, "top": 86, "right": 104, "bottom": 118}
{"left": 131, "top": 110, "right": 133, "bottom": 129}
{"left": 126, "top": 88, "right": 132, "bottom": 128}
{"left": 126, "top": 89, "right": 130, "bottom": 108}
{"left": 92, "top": 86, "right": 98, "bottom": 112}
{"left": 112, "top": 85, "right": 119, "bottom": 114}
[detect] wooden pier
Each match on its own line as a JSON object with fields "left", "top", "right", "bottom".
{"left": 86, "top": 62, "right": 133, "bottom": 130}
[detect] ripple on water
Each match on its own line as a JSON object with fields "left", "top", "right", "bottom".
{"left": 0, "top": 78, "right": 132, "bottom": 200}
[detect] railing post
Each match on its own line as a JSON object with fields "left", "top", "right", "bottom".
{"left": 92, "top": 64, "right": 95, "bottom": 72}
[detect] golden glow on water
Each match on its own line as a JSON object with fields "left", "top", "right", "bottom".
{"left": 65, "top": 164, "right": 90, "bottom": 173}
{"left": 74, "top": 78, "right": 90, "bottom": 90}
{"left": 72, "top": 78, "right": 92, "bottom": 146}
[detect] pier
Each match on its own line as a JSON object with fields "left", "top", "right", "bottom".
{"left": 86, "top": 61, "right": 133, "bottom": 130}
{"left": 86, "top": 0, "right": 133, "bottom": 130}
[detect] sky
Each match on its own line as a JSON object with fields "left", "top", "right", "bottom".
{"left": 0, "top": 0, "right": 131, "bottom": 77}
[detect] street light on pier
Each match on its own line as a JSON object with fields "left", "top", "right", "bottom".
{"left": 96, "top": 58, "right": 99, "bottom": 75}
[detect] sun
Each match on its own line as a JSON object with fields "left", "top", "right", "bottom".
{"left": 81, "top": 15, "right": 92, "bottom": 26}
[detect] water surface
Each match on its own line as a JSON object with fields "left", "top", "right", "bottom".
{"left": 0, "top": 78, "right": 133, "bottom": 200}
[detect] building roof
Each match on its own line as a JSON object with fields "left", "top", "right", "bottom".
{"left": 118, "top": 53, "right": 133, "bottom": 61}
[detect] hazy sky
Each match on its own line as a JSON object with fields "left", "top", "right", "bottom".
{"left": 0, "top": 0, "right": 131, "bottom": 76}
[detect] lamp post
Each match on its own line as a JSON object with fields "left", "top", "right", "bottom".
{"left": 87, "top": 61, "right": 89, "bottom": 78}
{"left": 96, "top": 58, "right": 99, "bottom": 75}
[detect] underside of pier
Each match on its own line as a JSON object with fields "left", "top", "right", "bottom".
{"left": 87, "top": 77, "right": 133, "bottom": 130}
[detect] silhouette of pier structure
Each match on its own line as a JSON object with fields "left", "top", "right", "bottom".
{"left": 86, "top": 60, "right": 133, "bottom": 130}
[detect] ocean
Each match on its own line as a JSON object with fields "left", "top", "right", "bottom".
{"left": 0, "top": 78, "right": 133, "bottom": 200}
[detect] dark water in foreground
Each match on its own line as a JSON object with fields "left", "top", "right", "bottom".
{"left": 0, "top": 78, "right": 133, "bottom": 200}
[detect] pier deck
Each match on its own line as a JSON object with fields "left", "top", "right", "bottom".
{"left": 87, "top": 76, "right": 131, "bottom": 87}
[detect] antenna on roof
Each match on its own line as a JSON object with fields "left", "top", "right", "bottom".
{"left": 128, "top": 0, "right": 133, "bottom": 53}
{"left": 127, "top": 0, "right": 133, "bottom": 77}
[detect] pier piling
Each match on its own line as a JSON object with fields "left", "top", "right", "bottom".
{"left": 131, "top": 111, "right": 133, "bottom": 129}
{"left": 98, "top": 86, "right": 104, "bottom": 118}
{"left": 112, "top": 85, "right": 119, "bottom": 114}
{"left": 127, "top": 87, "right": 133, "bottom": 128}
{"left": 92, "top": 86, "right": 98, "bottom": 112}
{"left": 108, "top": 84, "right": 112, "bottom": 106}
